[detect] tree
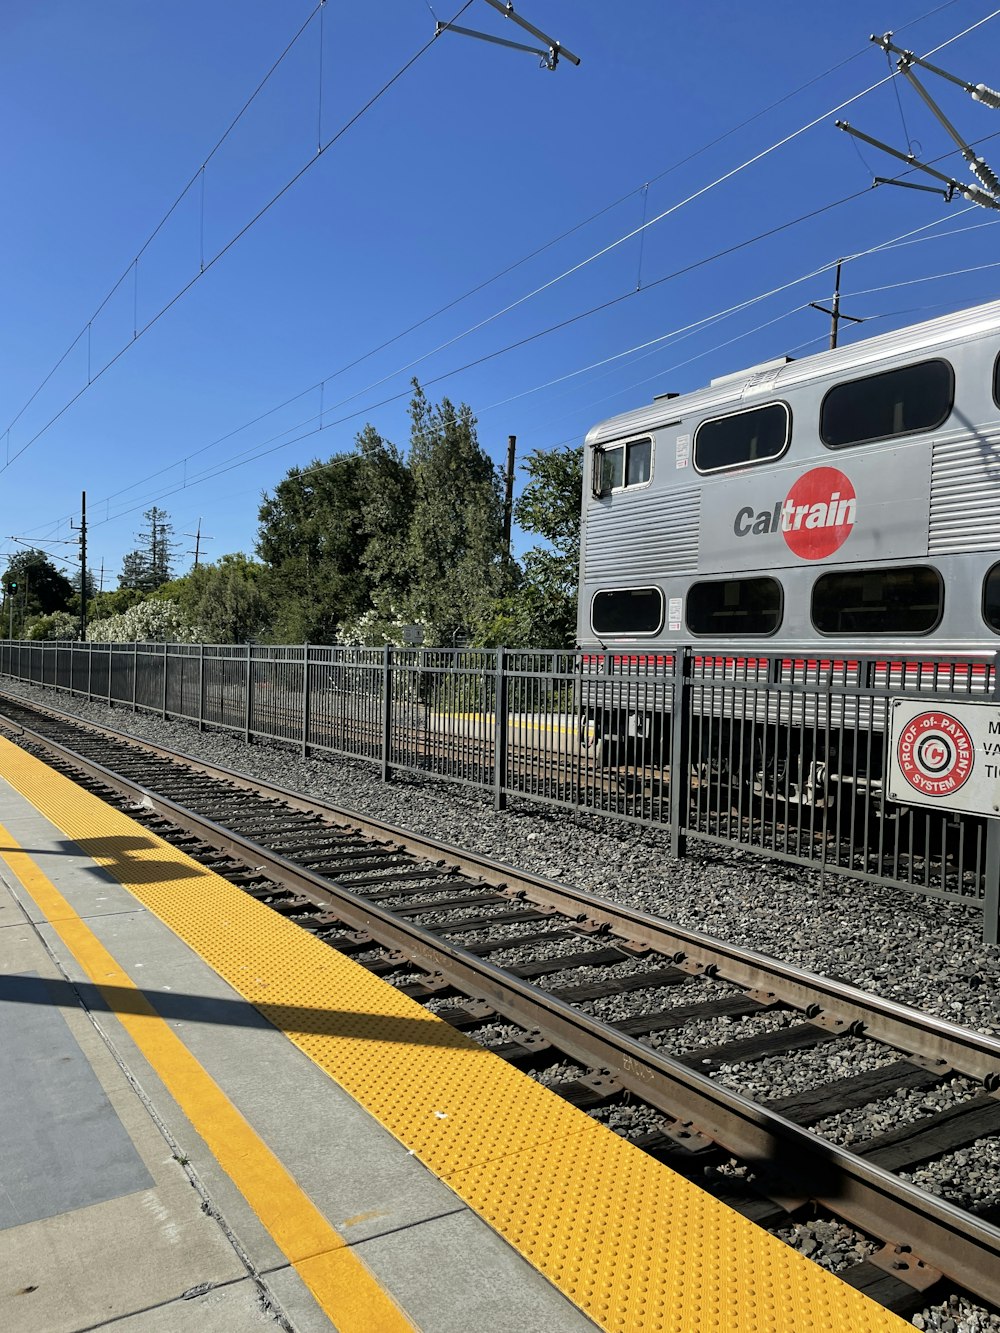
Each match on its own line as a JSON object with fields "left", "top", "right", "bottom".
{"left": 25, "top": 610, "right": 80, "bottom": 641}
{"left": 479, "top": 444, "right": 583, "bottom": 648}
{"left": 168, "top": 554, "right": 271, "bottom": 643}
{"left": 356, "top": 425, "right": 415, "bottom": 618}
{"left": 119, "top": 507, "right": 179, "bottom": 591}
{"left": 404, "top": 383, "right": 509, "bottom": 643}
{"left": 86, "top": 599, "right": 202, "bottom": 643}
{"left": 3, "top": 549, "right": 75, "bottom": 637}
{"left": 256, "top": 455, "right": 370, "bottom": 643}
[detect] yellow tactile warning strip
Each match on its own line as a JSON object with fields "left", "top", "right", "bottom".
{"left": 0, "top": 817, "right": 414, "bottom": 1333}
{"left": 0, "top": 737, "right": 909, "bottom": 1333}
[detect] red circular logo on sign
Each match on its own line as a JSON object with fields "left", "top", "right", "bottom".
{"left": 896, "top": 711, "right": 975, "bottom": 798}
{"left": 781, "top": 467, "right": 856, "bottom": 560}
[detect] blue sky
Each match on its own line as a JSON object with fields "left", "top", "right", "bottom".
{"left": 3, "top": 1, "right": 1000, "bottom": 588}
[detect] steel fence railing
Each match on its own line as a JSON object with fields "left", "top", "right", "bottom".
{"left": 3, "top": 639, "right": 998, "bottom": 942}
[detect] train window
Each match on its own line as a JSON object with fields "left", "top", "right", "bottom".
{"left": 984, "top": 563, "right": 1000, "bottom": 632}
{"left": 812, "top": 566, "right": 942, "bottom": 634}
{"left": 592, "top": 587, "right": 663, "bottom": 635}
{"left": 820, "top": 359, "right": 953, "bottom": 448}
{"left": 993, "top": 352, "right": 1000, "bottom": 409}
{"left": 595, "top": 437, "right": 653, "bottom": 496}
{"left": 685, "top": 577, "right": 782, "bottom": 635}
{"left": 693, "top": 403, "right": 789, "bottom": 473}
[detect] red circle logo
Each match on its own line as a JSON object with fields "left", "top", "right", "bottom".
{"left": 896, "top": 711, "right": 975, "bottom": 798}
{"left": 781, "top": 467, "right": 856, "bottom": 560}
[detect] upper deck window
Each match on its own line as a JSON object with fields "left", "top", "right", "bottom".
{"left": 693, "top": 403, "right": 789, "bottom": 474}
{"left": 592, "top": 587, "right": 663, "bottom": 636}
{"left": 820, "top": 359, "right": 953, "bottom": 448}
{"left": 686, "top": 577, "right": 782, "bottom": 636}
{"left": 594, "top": 437, "right": 652, "bottom": 496}
{"left": 992, "top": 352, "right": 1000, "bottom": 409}
{"left": 812, "top": 566, "right": 942, "bottom": 634}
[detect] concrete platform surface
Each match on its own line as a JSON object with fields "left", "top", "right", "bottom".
{"left": 0, "top": 775, "right": 596, "bottom": 1333}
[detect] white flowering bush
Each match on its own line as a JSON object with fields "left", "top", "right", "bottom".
{"left": 86, "top": 599, "right": 204, "bottom": 643}
{"left": 25, "top": 610, "right": 81, "bottom": 641}
{"left": 338, "top": 608, "right": 430, "bottom": 648}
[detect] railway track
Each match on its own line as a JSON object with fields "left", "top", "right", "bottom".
{"left": 1, "top": 689, "right": 999, "bottom": 1320}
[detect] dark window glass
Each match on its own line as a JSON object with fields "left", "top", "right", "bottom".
{"left": 596, "top": 437, "right": 652, "bottom": 495}
{"left": 592, "top": 587, "right": 663, "bottom": 635}
{"left": 993, "top": 352, "right": 1000, "bottom": 410}
{"left": 686, "top": 578, "right": 781, "bottom": 636}
{"left": 694, "top": 404, "right": 789, "bottom": 473}
{"left": 984, "top": 563, "right": 1000, "bottom": 632}
{"left": 812, "top": 566, "right": 942, "bottom": 634}
{"left": 626, "top": 437, "right": 652, "bottom": 485}
{"left": 821, "top": 359, "right": 953, "bottom": 448}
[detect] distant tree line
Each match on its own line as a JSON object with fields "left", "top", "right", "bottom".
{"left": 3, "top": 382, "right": 582, "bottom": 648}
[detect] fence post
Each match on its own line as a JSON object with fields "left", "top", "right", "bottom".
{"left": 493, "top": 647, "right": 509, "bottom": 811}
{"left": 244, "top": 642, "right": 253, "bottom": 743}
{"left": 198, "top": 643, "right": 205, "bottom": 732}
{"left": 132, "top": 643, "right": 138, "bottom": 711}
{"left": 107, "top": 645, "right": 113, "bottom": 707}
{"left": 984, "top": 650, "right": 1000, "bottom": 945}
{"left": 301, "top": 644, "right": 310, "bottom": 758}
{"left": 668, "top": 646, "right": 691, "bottom": 861}
{"left": 381, "top": 645, "right": 393, "bottom": 783}
{"left": 162, "top": 642, "right": 168, "bottom": 719}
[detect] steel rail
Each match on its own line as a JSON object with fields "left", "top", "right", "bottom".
{"left": 2, "top": 695, "right": 1000, "bottom": 1302}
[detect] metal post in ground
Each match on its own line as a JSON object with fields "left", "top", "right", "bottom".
{"left": 244, "top": 642, "right": 252, "bottom": 744}
{"left": 493, "top": 648, "right": 509, "bottom": 811}
{"left": 668, "top": 647, "right": 691, "bottom": 861}
{"left": 162, "top": 642, "right": 168, "bottom": 719}
{"left": 381, "top": 645, "right": 393, "bottom": 783}
{"left": 301, "top": 644, "right": 311, "bottom": 758}
{"left": 132, "top": 643, "right": 138, "bottom": 711}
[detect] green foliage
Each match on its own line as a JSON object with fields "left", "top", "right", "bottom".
{"left": 404, "top": 382, "right": 510, "bottom": 644}
{"left": 257, "top": 454, "right": 371, "bottom": 643}
{"left": 25, "top": 610, "right": 81, "bottom": 641}
{"left": 119, "top": 507, "right": 179, "bottom": 591}
{"left": 86, "top": 599, "right": 203, "bottom": 643}
{"left": 481, "top": 444, "right": 583, "bottom": 648}
{"left": 3, "top": 548, "right": 75, "bottom": 636}
{"left": 169, "top": 554, "right": 270, "bottom": 643}
{"left": 89, "top": 587, "right": 147, "bottom": 621}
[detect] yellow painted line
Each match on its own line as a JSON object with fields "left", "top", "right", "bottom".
{"left": 0, "top": 737, "right": 910, "bottom": 1332}
{"left": 0, "top": 818, "right": 414, "bottom": 1333}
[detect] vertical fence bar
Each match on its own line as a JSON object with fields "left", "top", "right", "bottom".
{"left": 381, "top": 645, "right": 392, "bottom": 782}
{"left": 244, "top": 642, "right": 252, "bottom": 743}
{"left": 668, "top": 646, "right": 690, "bottom": 860}
{"left": 198, "top": 643, "right": 205, "bottom": 731}
{"left": 161, "top": 642, "right": 168, "bottom": 719}
{"left": 132, "top": 643, "right": 138, "bottom": 711}
{"left": 301, "top": 643, "right": 310, "bottom": 758}
{"left": 493, "top": 648, "right": 509, "bottom": 811}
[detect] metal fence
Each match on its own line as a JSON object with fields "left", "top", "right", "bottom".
{"left": 3, "top": 639, "right": 997, "bottom": 942}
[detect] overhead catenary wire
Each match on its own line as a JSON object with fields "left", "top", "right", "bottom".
{"left": 14, "top": 2, "right": 994, "bottom": 556}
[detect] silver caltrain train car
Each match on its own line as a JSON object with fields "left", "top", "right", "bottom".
{"left": 577, "top": 298, "right": 1000, "bottom": 796}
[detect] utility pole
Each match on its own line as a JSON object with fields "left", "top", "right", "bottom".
{"left": 502, "top": 435, "right": 516, "bottom": 567}
{"left": 71, "top": 490, "right": 88, "bottom": 640}
{"left": 79, "top": 491, "right": 87, "bottom": 641}
{"left": 809, "top": 261, "right": 863, "bottom": 350}
{"left": 185, "top": 518, "right": 213, "bottom": 569}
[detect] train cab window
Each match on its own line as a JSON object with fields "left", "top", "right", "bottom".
{"left": 685, "top": 577, "right": 782, "bottom": 635}
{"left": 595, "top": 437, "right": 653, "bottom": 496}
{"left": 592, "top": 587, "right": 663, "bottom": 635}
{"left": 820, "top": 359, "right": 953, "bottom": 448}
{"left": 693, "top": 403, "right": 789, "bottom": 473}
{"left": 812, "top": 566, "right": 942, "bottom": 634}
{"left": 984, "top": 563, "right": 1000, "bottom": 632}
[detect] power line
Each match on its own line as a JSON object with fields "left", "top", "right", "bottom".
{"left": 0, "top": 0, "right": 477, "bottom": 479}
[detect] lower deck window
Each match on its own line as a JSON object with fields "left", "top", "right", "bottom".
{"left": 812, "top": 566, "right": 942, "bottom": 634}
{"left": 592, "top": 587, "right": 663, "bottom": 635}
{"left": 984, "top": 563, "right": 1000, "bottom": 632}
{"left": 686, "top": 578, "right": 781, "bottom": 635}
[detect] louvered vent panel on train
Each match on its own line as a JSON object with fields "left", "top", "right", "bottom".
{"left": 584, "top": 486, "right": 700, "bottom": 580}
{"left": 929, "top": 437, "right": 1000, "bottom": 553}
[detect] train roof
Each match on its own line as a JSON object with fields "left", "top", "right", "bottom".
{"left": 584, "top": 297, "right": 1000, "bottom": 448}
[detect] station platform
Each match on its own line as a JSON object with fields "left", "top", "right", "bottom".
{"left": 0, "top": 735, "right": 908, "bottom": 1332}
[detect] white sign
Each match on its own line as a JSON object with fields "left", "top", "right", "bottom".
{"left": 667, "top": 596, "right": 682, "bottom": 633}
{"left": 887, "top": 699, "right": 1000, "bottom": 817}
{"left": 675, "top": 434, "right": 690, "bottom": 469}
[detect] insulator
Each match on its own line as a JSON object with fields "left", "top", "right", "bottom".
{"left": 962, "top": 184, "right": 1000, "bottom": 210}
{"left": 972, "top": 83, "right": 1000, "bottom": 110}
{"left": 970, "top": 155, "right": 1000, "bottom": 195}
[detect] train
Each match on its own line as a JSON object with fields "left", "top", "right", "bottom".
{"left": 576, "top": 298, "right": 1000, "bottom": 807}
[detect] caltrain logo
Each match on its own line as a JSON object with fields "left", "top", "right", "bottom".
{"left": 733, "top": 467, "right": 856, "bottom": 560}
{"left": 896, "top": 712, "right": 975, "bottom": 797}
